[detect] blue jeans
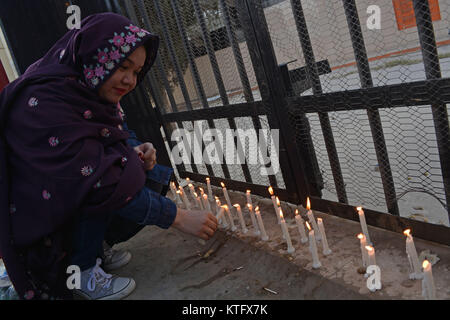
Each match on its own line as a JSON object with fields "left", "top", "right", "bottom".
{"left": 70, "top": 165, "right": 177, "bottom": 271}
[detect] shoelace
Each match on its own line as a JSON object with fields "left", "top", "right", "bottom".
{"left": 87, "top": 258, "right": 113, "bottom": 292}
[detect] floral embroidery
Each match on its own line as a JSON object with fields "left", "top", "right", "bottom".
{"left": 9, "top": 204, "right": 16, "bottom": 214}
{"left": 100, "top": 128, "right": 111, "bottom": 138}
{"left": 28, "top": 97, "right": 38, "bottom": 107}
{"left": 93, "top": 180, "right": 102, "bottom": 189}
{"left": 42, "top": 190, "right": 51, "bottom": 200}
{"left": 83, "top": 110, "right": 93, "bottom": 120}
{"left": 82, "top": 24, "right": 148, "bottom": 88}
{"left": 81, "top": 165, "right": 94, "bottom": 177}
{"left": 48, "top": 137, "right": 59, "bottom": 147}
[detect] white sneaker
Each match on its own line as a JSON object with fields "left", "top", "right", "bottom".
{"left": 102, "top": 244, "right": 132, "bottom": 272}
{"left": 73, "top": 258, "right": 135, "bottom": 300}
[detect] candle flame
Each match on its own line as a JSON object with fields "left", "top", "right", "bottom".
{"left": 268, "top": 186, "right": 274, "bottom": 195}
{"left": 199, "top": 187, "right": 204, "bottom": 193}
{"left": 279, "top": 208, "right": 284, "bottom": 219}
{"left": 306, "top": 197, "right": 311, "bottom": 210}
{"left": 186, "top": 177, "right": 190, "bottom": 181}
{"left": 357, "top": 233, "right": 364, "bottom": 240}
{"left": 193, "top": 192, "right": 198, "bottom": 197}
{"left": 221, "top": 182, "right": 225, "bottom": 188}
{"left": 276, "top": 196, "right": 281, "bottom": 206}
{"left": 246, "top": 189, "right": 251, "bottom": 194}
{"left": 233, "top": 204, "right": 240, "bottom": 209}
{"left": 255, "top": 206, "right": 260, "bottom": 212}
{"left": 203, "top": 194, "right": 208, "bottom": 200}
{"left": 216, "top": 199, "right": 221, "bottom": 205}
{"left": 206, "top": 177, "right": 210, "bottom": 182}
{"left": 215, "top": 196, "right": 219, "bottom": 200}
{"left": 317, "top": 217, "right": 322, "bottom": 223}
{"left": 222, "top": 204, "right": 228, "bottom": 209}
{"left": 356, "top": 206, "right": 362, "bottom": 211}
{"left": 188, "top": 183, "right": 193, "bottom": 187}
{"left": 295, "top": 209, "right": 299, "bottom": 216}
{"left": 422, "top": 260, "right": 430, "bottom": 269}
{"left": 176, "top": 190, "right": 180, "bottom": 194}
{"left": 306, "top": 221, "right": 311, "bottom": 231}
{"left": 365, "top": 246, "right": 373, "bottom": 252}
{"left": 247, "top": 203, "right": 253, "bottom": 211}
{"left": 403, "top": 229, "right": 411, "bottom": 237}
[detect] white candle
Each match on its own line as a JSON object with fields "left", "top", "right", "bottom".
{"left": 306, "top": 198, "right": 321, "bottom": 240}
{"left": 268, "top": 186, "right": 281, "bottom": 224}
{"left": 202, "top": 194, "right": 212, "bottom": 212}
{"left": 206, "top": 177, "right": 213, "bottom": 200}
{"left": 178, "top": 187, "right": 191, "bottom": 210}
{"left": 422, "top": 260, "right": 436, "bottom": 300}
{"left": 247, "top": 203, "right": 260, "bottom": 236}
{"left": 317, "top": 218, "right": 332, "bottom": 255}
{"left": 403, "top": 229, "right": 423, "bottom": 280}
{"left": 171, "top": 182, "right": 182, "bottom": 205}
{"left": 306, "top": 222, "right": 321, "bottom": 269}
{"left": 365, "top": 246, "right": 376, "bottom": 268}
{"left": 224, "top": 205, "right": 237, "bottom": 231}
{"left": 188, "top": 183, "right": 196, "bottom": 202}
{"left": 357, "top": 206, "right": 372, "bottom": 245}
{"left": 194, "top": 192, "right": 204, "bottom": 210}
{"left": 233, "top": 204, "right": 248, "bottom": 234}
{"left": 215, "top": 197, "right": 228, "bottom": 228}
{"left": 199, "top": 187, "right": 205, "bottom": 197}
{"left": 294, "top": 209, "right": 308, "bottom": 244}
{"left": 279, "top": 209, "right": 295, "bottom": 253}
{"left": 357, "top": 233, "right": 368, "bottom": 268}
{"left": 221, "top": 182, "right": 233, "bottom": 209}
{"left": 216, "top": 206, "right": 225, "bottom": 221}
{"left": 246, "top": 190, "right": 253, "bottom": 208}
{"left": 254, "top": 206, "right": 269, "bottom": 241}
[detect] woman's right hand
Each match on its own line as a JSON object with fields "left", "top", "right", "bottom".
{"left": 171, "top": 208, "right": 218, "bottom": 240}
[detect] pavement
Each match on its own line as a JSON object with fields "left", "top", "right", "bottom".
{"left": 114, "top": 186, "right": 450, "bottom": 300}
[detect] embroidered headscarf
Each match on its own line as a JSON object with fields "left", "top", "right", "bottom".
{"left": 0, "top": 12, "right": 159, "bottom": 298}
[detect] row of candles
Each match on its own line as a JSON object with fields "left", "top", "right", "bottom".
{"left": 169, "top": 178, "right": 437, "bottom": 300}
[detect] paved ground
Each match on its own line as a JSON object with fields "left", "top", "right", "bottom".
{"left": 113, "top": 186, "right": 450, "bottom": 300}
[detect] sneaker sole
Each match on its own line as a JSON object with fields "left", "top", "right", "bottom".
{"left": 73, "top": 278, "right": 136, "bottom": 300}
{"left": 103, "top": 251, "right": 132, "bottom": 272}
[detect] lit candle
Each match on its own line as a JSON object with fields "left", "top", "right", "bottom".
{"left": 317, "top": 218, "right": 332, "bottom": 255}
{"left": 199, "top": 187, "right": 205, "bottom": 197}
{"left": 247, "top": 203, "right": 260, "bottom": 236}
{"left": 365, "top": 246, "right": 376, "bottom": 267}
{"left": 357, "top": 233, "right": 368, "bottom": 268}
{"left": 279, "top": 209, "right": 295, "bottom": 253}
{"left": 294, "top": 209, "right": 308, "bottom": 244}
{"left": 206, "top": 177, "right": 213, "bottom": 200}
{"left": 178, "top": 187, "right": 191, "bottom": 210}
{"left": 194, "top": 192, "right": 204, "bottom": 210}
{"left": 171, "top": 182, "right": 182, "bottom": 205}
{"left": 422, "top": 260, "right": 436, "bottom": 300}
{"left": 188, "top": 183, "right": 196, "bottom": 202}
{"left": 215, "top": 197, "right": 228, "bottom": 228}
{"left": 254, "top": 206, "right": 269, "bottom": 241}
{"left": 357, "top": 206, "right": 372, "bottom": 245}
{"left": 224, "top": 205, "right": 237, "bottom": 231}
{"left": 306, "top": 198, "right": 321, "bottom": 240}
{"left": 246, "top": 190, "right": 253, "bottom": 208}
{"left": 268, "top": 186, "right": 281, "bottom": 224}
{"left": 202, "top": 194, "right": 212, "bottom": 212}
{"left": 216, "top": 205, "right": 225, "bottom": 222}
{"left": 404, "top": 229, "right": 423, "bottom": 280}
{"left": 233, "top": 204, "right": 248, "bottom": 234}
{"left": 306, "top": 222, "right": 321, "bottom": 269}
{"left": 221, "top": 182, "right": 233, "bottom": 209}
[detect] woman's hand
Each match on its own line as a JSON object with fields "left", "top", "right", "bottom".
{"left": 171, "top": 208, "right": 218, "bottom": 241}
{"left": 134, "top": 142, "right": 157, "bottom": 171}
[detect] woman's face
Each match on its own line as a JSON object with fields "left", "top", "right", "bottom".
{"left": 98, "top": 45, "right": 146, "bottom": 104}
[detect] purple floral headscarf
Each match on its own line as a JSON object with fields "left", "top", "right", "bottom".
{"left": 0, "top": 13, "right": 159, "bottom": 298}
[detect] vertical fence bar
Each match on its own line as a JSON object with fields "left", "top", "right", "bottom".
{"left": 290, "top": 0, "right": 347, "bottom": 202}
{"left": 219, "top": 0, "right": 278, "bottom": 187}
{"left": 413, "top": 0, "right": 450, "bottom": 217}
{"left": 112, "top": 0, "right": 124, "bottom": 15}
{"left": 169, "top": 0, "right": 232, "bottom": 180}
{"left": 342, "top": 0, "right": 400, "bottom": 215}
{"left": 236, "top": 0, "right": 315, "bottom": 204}
{"left": 192, "top": 0, "right": 253, "bottom": 184}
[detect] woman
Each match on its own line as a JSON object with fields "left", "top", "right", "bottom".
{"left": 0, "top": 13, "right": 217, "bottom": 300}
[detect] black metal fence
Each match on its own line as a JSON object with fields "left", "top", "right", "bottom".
{"left": 106, "top": 0, "right": 450, "bottom": 245}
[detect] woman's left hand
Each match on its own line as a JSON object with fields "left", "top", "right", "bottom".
{"left": 134, "top": 142, "right": 157, "bottom": 171}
